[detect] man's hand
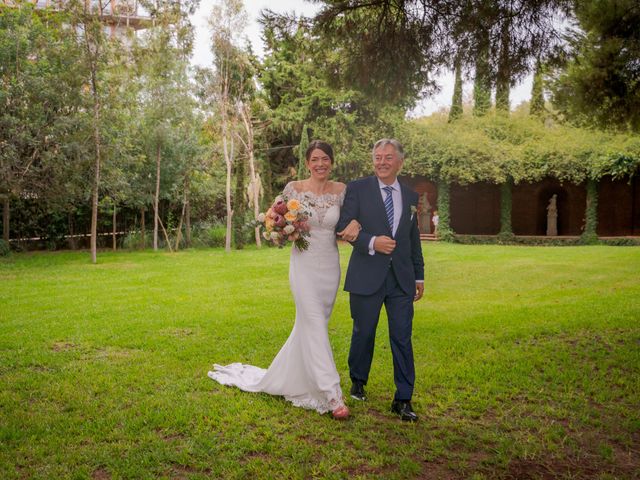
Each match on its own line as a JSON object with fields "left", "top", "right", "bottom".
{"left": 414, "top": 283, "right": 424, "bottom": 302}
{"left": 374, "top": 236, "right": 396, "bottom": 254}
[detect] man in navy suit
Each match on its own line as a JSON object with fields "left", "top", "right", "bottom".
{"left": 336, "top": 138, "right": 424, "bottom": 421}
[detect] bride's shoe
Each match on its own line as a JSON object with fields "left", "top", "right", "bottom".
{"left": 331, "top": 405, "right": 350, "bottom": 420}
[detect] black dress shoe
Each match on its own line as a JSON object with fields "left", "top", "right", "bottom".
{"left": 350, "top": 382, "right": 367, "bottom": 401}
{"left": 391, "top": 400, "right": 418, "bottom": 422}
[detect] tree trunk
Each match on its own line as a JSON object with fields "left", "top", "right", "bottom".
{"left": 153, "top": 144, "right": 161, "bottom": 251}
{"left": 239, "top": 103, "right": 262, "bottom": 247}
{"left": 233, "top": 152, "right": 246, "bottom": 250}
{"left": 184, "top": 177, "right": 191, "bottom": 248}
{"left": 90, "top": 102, "right": 101, "bottom": 264}
{"left": 581, "top": 179, "right": 599, "bottom": 244}
{"left": 68, "top": 212, "right": 77, "bottom": 250}
{"left": 2, "top": 195, "right": 9, "bottom": 243}
{"left": 297, "top": 125, "right": 309, "bottom": 180}
{"left": 222, "top": 120, "right": 233, "bottom": 252}
{"left": 175, "top": 188, "right": 187, "bottom": 251}
{"left": 141, "top": 206, "right": 146, "bottom": 249}
{"left": 499, "top": 178, "right": 514, "bottom": 240}
{"left": 157, "top": 215, "right": 173, "bottom": 252}
{"left": 448, "top": 54, "right": 463, "bottom": 122}
{"left": 436, "top": 178, "right": 454, "bottom": 241}
{"left": 112, "top": 204, "right": 117, "bottom": 251}
{"left": 83, "top": 9, "right": 103, "bottom": 265}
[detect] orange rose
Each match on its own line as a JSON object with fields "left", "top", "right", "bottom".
{"left": 284, "top": 211, "right": 297, "bottom": 222}
{"left": 286, "top": 199, "right": 301, "bottom": 211}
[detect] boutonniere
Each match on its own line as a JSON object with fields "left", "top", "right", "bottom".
{"left": 410, "top": 205, "right": 417, "bottom": 220}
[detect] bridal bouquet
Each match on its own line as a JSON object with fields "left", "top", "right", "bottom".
{"left": 256, "top": 195, "right": 311, "bottom": 250}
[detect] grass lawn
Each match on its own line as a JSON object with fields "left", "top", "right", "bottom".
{"left": 1, "top": 243, "right": 639, "bottom": 479}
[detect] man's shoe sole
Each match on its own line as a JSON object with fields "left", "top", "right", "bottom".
{"left": 350, "top": 394, "right": 366, "bottom": 401}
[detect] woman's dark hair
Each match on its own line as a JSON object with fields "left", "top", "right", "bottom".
{"left": 305, "top": 140, "right": 334, "bottom": 164}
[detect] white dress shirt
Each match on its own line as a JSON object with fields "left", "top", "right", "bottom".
{"left": 368, "top": 178, "right": 402, "bottom": 254}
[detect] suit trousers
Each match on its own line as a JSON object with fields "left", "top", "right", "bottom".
{"left": 348, "top": 265, "right": 415, "bottom": 401}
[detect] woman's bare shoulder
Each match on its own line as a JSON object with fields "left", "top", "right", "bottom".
{"left": 330, "top": 181, "right": 346, "bottom": 195}
{"left": 285, "top": 180, "right": 305, "bottom": 193}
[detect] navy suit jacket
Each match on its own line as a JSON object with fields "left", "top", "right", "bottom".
{"left": 337, "top": 176, "right": 424, "bottom": 296}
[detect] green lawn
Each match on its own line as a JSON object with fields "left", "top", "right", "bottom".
{"left": 1, "top": 244, "right": 639, "bottom": 479}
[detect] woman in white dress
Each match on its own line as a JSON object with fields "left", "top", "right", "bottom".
{"left": 208, "top": 140, "right": 361, "bottom": 420}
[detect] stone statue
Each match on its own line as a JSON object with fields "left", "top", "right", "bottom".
{"left": 546, "top": 194, "right": 558, "bottom": 236}
{"left": 418, "top": 193, "right": 431, "bottom": 233}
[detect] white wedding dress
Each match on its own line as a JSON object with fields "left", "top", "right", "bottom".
{"left": 208, "top": 183, "right": 346, "bottom": 414}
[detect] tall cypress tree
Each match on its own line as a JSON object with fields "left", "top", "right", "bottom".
{"left": 530, "top": 60, "right": 545, "bottom": 117}
{"left": 448, "top": 55, "right": 463, "bottom": 122}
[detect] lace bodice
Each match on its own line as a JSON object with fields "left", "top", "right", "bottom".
{"left": 283, "top": 182, "right": 346, "bottom": 227}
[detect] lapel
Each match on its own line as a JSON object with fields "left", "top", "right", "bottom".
{"left": 368, "top": 176, "right": 392, "bottom": 236}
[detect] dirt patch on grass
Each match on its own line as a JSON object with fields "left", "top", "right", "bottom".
{"left": 91, "top": 468, "right": 111, "bottom": 480}
{"left": 504, "top": 457, "right": 610, "bottom": 479}
{"left": 154, "top": 427, "right": 187, "bottom": 442}
{"left": 419, "top": 459, "right": 461, "bottom": 480}
{"left": 161, "top": 327, "right": 196, "bottom": 337}
{"left": 93, "top": 346, "right": 140, "bottom": 360}
{"left": 298, "top": 433, "right": 328, "bottom": 447}
{"left": 169, "top": 463, "right": 211, "bottom": 479}
{"left": 51, "top": 341, "right": 77, "bottom": 352}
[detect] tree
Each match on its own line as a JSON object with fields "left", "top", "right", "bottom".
{"left": 62, "top": 0, "right": 112, "bottom": 263}
{"left": 530, "top": 59, "right": 546, "bottom": 116}
{"left": 258, "top": 13, "right": 405, "bottom": 187}
{"left": 550, "top": 0, "right": 640, "bottom": 131}
{"left": 135, "top": 3, "right": 196, "bottom": 251}
{"left": 448, "top": 55, "right": 464, "bottom": 121}
{"left": 0, "top": 4, "right": 83, "bottom": 245}
{"left": 311, "top": 0, "right": 570, "bottom": 113}
{"left": 208, "top": 0, "right": 254, "bottom": 252}
{"left": 237, "top": 100, "right": 263, "bottom": 247}
{"left": 297, "top": 125, "right": 309, "bottom": 180}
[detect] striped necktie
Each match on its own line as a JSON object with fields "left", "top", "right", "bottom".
{"left": 383, "top": 185, "right": 394, "bottom": 232}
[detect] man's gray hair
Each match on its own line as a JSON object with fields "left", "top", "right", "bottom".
{"left": 372, "top": 138, "right": 405, "bottom": 161}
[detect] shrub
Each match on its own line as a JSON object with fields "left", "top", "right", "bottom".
{"left": 192, "top": 222, "right": 227, "bottom": 248}
{"left": 122, "top": 231, "right": 153, "bottom": 250}
{"left": 0, "top": 239, "right": 10, "bottom": 257}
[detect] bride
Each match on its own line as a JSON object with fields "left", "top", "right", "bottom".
{"left": 208, "top": 140, "right": 361, "bottom": 420}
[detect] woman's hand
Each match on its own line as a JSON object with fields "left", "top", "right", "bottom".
{"left": 337, "top": 219, "right": 361, "bottom": 242}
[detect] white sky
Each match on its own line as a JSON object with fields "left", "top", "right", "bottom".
{"left": 190, "top": 0, "right": 533, "bottom": 117}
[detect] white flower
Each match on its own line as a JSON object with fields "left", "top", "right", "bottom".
{"left": 283, "top": 225, "right": 295, "bottom": 235}
{"left": 257, "top": 212, "right": 266, "bottom": 222}
{"left": 263, "top": 231, "right": 270, "bottom": 240}
{"left": 270, "top": 231, "right": 280, "bottom": 240}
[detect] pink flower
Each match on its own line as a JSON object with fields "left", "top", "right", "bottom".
{"left": 295, "top": 220, "right": 310, "bottom": 232}
{"left": 273, "top": 198, "right": 288, "bottom": 215}
{"left": 273, "top": 214, "right": 286, "bottom": 228}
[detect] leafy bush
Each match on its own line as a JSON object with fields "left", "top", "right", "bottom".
{"left": 192, "top": 222, "right": 227, "bottom": 248}
{"left": 600, "top": 237, "right": 640, "bottom": 246}
{"left": 122, "top": 231, "right": 153, "bottom": 250}
{"left": 0, "top": 239, "right": 10, "bottom": 256}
